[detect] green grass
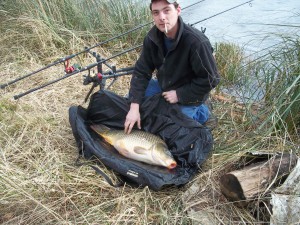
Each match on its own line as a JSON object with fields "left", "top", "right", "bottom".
{"left": 215, "top": 36, "right": 300, "bottom": 137}
{"left": 0, "top": 0, "right": 151, "bottom": 64}
{"left": 260, "top": 37, "right": 300, "bottom": 135}
{"left": 214, "top": 42, "right": 245, "bottom": 84}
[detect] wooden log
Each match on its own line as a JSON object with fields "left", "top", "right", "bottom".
{"left": 270, "top": 159, "right": 300, "bottom": 225}
{"left": 219, "top": 153, "right": 298, "bottom": 205}
{"left": 274, "top": 158, "right": 300, "bottom": 195}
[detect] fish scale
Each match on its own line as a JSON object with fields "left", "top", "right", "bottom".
{"left": 90, "top": 124, "right": 177, "bottom": 169}
{"left": 108, "top": 130, "right": 165, "bottom": 147}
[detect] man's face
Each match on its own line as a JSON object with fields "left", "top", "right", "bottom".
{"left": 151, "top": 1, "right": 181, "bottom": 36}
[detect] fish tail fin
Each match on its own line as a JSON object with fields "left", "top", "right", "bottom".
{"left": 90, "top": 124, "right": 110, "bottom": 135}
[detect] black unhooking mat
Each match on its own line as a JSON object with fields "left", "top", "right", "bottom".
{"left": 69, "top": 90, "right": 214, "bottom": 191}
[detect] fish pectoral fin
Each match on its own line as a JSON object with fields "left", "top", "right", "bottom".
{"left": 114, "top": 140, "right": 130, "bottom": 157}
{"left": 133, "top": 147, "right": 148, "bottom": 155}
{"left": 117, "top": 147, "right": 130, "bottom": 157}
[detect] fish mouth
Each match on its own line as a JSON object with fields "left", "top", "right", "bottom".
{"left": 167, "top": 162, "right": 177, "bottom": 170}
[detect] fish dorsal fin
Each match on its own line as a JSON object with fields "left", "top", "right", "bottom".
{"left": 133, "top": 146, "right": 148, "bottom": 155}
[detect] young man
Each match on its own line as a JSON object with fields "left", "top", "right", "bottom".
{"left": 124, "top": 0, "right": 220, "bottom": 134}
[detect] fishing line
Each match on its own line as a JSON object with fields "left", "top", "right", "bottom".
{"left": 181, "top": 0, "right": 206, "bottom": 11}
{"left": 190, "top": 0, "right": 254, "bottom": 27}
{"left": 0, "top": 0, "right": 206, "bottom": 89}
{"left": 217, "top": 40, "right": 297, "bottom": 126}
{"left": 4, "top": 0, "right": 258, "bottom": 99}
{"left": 1, "top": 0, "right": 254, "bottom": 90}
{"left": 226, "top": 40, "right": 295, "bottom": 88}
{"left": 13, "top": 44, "right": 143, "bottom": 99}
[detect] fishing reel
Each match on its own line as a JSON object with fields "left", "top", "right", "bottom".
{"left": 82, "top": 49, "right": 134, "bottom": 102}
{"left": 64, "top": 60, "right": 81, "bottom": 74}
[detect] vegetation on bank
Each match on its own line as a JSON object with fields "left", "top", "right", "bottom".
{"left": 0, "top": 0, "right": 151, "bottom": 64}
{"left": 215, "top": 38, "right": 300, "bottom": 137}
{"left": 0, "top": 0, "right": 299, "bottom": 224}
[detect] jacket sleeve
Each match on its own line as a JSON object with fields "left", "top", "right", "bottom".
{"left": 129, "top": 37, "right": 155, "bottom": 104}
{"left": 176, "top": 40, "right": 220, "bottom": 104}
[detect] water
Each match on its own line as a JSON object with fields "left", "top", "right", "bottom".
{"left": 178, "top": 0, "right": 300, "bottom": 102}
{"left": 180, "top": 0, "right": 300, "bottom": 53}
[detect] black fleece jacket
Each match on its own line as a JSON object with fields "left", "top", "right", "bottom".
{"left": 129, "top": 16, "right": 220, "bottom": 105}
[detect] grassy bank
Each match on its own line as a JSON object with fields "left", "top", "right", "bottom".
{"left": 0, "top": 0, "right": 151, "bottom": 65}
{"left": 0, "top": 0, "right": 299, "bottom": 224}
{"left": 215, "top": 37, "right": 300, "bottom": 137}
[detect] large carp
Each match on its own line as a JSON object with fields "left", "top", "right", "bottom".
{"left": 90, "top": 124, "right": 177, "bottom": 169}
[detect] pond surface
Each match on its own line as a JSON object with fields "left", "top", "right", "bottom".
{"left": 179, "top": 0, "right": 300, "bottom": 53}
{"left": 177, "top": 0, "right": 299, "bottom": 101}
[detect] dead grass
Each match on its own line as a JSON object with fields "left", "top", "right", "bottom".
{"left": 0, "top": 49, "right": 299, "bottom": 224}
{"left": 0, "top": 52, "right": 187, "bottom": 225}
{"left": 1, "top": 0, "right": 299, "bottom": 223}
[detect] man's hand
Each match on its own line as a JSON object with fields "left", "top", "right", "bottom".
{"left": 162, "top": 90, "right": 178, "bottom": 104}
{"left": 124, "top": 103, "right": 141, "bottom": 134}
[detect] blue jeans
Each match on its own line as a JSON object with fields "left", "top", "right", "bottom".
{"left": 145, "top": 79, "right": 210, "bottom": 124}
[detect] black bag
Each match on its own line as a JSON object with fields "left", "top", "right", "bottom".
{"left": 69, "top": 90, "right": 214, "bottom": 190}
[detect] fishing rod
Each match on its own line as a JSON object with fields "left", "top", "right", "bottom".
{"left": 0, "top": 0, "right": 206, "bottom": 90}
{"left": 13, "top": 44, "right": 142, "bottom": 100}
{"left": 9, "top": 0, "right": 256, "bottom": 99}
{"left": 190, "top": 0, "right": 254, "bottom": 26}
{"left": 0, "top": 26, "right": 146, "bottom": 90}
